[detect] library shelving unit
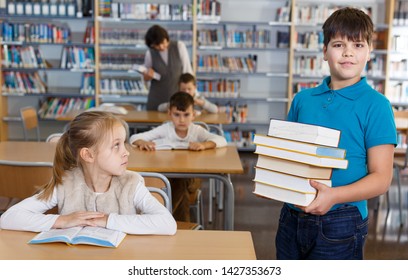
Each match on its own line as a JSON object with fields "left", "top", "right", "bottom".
{"left": 0, "top": 0, "right": 96, "bottom": 140}
{"left": 291, "top": 0, "right": 392, "bottom": 103}
{"left": 195, "top": 0, "right": 292, "bottom": 149}
{"left": 0, "top": 0, "right": 404, "bottom": 143}
{"left": 96, "top": 0, "right": 194, "bottom": 107}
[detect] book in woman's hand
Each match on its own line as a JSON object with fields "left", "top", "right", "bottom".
{"left": 28, "top": 226, "right": 126, "bottom": 248}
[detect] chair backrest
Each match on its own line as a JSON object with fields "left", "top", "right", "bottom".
{"left": 147, "top": 187, "right": 171, "bottom": 212}
{"left": 46, "top": 133, "right": 63, "bottom": 143}
{"left": 139, "top": 172, "right": 172, "bottom": 212}
{"left": 0, "top": 161, "right": 53, "bottom": 199}
{"left": 20, "top": 106, "right": 40, "bottom": 141}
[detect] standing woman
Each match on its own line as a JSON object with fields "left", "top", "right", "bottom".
{"left": 143, "top": 25, "right": 193, "bottom": 110}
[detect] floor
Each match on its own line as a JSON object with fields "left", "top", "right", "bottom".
{"left": 201, "top": 151, "right": 408, "bottom": 260}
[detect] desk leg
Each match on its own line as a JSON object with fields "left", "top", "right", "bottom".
{"left": 163, "top": 173, "right": 234, "bottom": 230}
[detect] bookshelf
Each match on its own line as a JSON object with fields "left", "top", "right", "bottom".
{"left": 0, "top": 0, "right": 404, "bottom": 143}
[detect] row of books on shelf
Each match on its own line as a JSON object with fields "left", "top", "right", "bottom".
{"left": 197, "top": 0, "right": 221, "bottom": 22}
{"left": 198, "top": 29, "right": 273, "bottom": 49}
{"left": 2, "top": 71, "right": 47, "bottom": 94}
{"left": 218, "top": 103, "right": 248, "bottom": 124}
{"left": 60, "top": 46, "right": 95, "bottom": 70}
{"left": 224, "top": 129, "right": 254, "bottom": 148}
{"left": 197, "top": 78, "right": 240, "bottom": 98}
{"left": 100, "top": 78, "right": 148, "bottom": 96}
{"left": 294, "top": 31, "right": 324, "bottom": 51}
{"left": 6, "top": 0, "right": 82, "bottom": 18}
{"left": 99, "top": 28, "right": 192, "bottom": 46}
{"left": 1, "top": 21, "right": 71, "bottom": 44}
{"left": 394, "top": 1, "right": 408, "bottom": 26}
{"left": 293, "top": 81, "right": 320, "bottom": 93}
{"left": 103, "top": 2, "right": 193, "bottom": 21}
{"left": 293, "top": 55, "right": 330, "bottom": 77}
{"left": 197, "top": 54, "right": 257, "bottom": 73}
{"left": 99, "top": 53, "right": 144, "bottom": 71}
{"left": 253, "top": 119, "right": 348, "bottom": 206}
{"left": 2, "top": 45, "right": 47, "bottom": 68}
{"left": 366, "top": 56, "right": 385, "bottom": 77}
{"left": 39, "top": 97, "right": 95, "bottom": 119}
{"left": 389, "top": 59, "right": 408, "bottom": 78}
{"left": 386, "top": 81, "right": 408, "bottom": 103}
{"left": 294, "top": 4, "right": 372, "bottom": 25}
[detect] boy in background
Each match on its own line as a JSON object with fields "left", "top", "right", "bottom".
{"left": 275, "top": 7, "right": 396, "bottom": 259}
{"left": 130, "top": 92, "right": 227, "bottom": 222}
{"left": 158, "top": 73, "right": 218, "bottom": 115}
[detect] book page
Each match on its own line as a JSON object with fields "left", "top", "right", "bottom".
{"left": 29, "top": 227, "right": 82, "bottom": 244}
{"left": 73, "top": 227, "right": 126, "bottom": 247}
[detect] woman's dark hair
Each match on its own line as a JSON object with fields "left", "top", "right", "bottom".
{"left": 145, "top": 25, "right": 170, "bottom": 48}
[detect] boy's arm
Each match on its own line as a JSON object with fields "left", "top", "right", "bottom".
{"left": 133, "top": 139, "right": 156, "bottom": 151}
{"left": 129, "top": 125, "right": 166, "bottom": 146}
{"left": 189, "top": 141, "right": 216, "bottom": 151}
{"left": 157, "top": 102, "right": 169, "bottom": 112}
{"left": 196, "top": 96, "right": 218, "bottom": 113}
{"left": 302, "top": 144, "right": 394, "bottom": 215}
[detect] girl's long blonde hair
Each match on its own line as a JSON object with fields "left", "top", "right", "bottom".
{"left": 38, "top": 111, "right": 129, "bottom": 200}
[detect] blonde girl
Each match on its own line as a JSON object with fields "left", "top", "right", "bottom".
{"left": 0, "top": 111, "right": 176, "bottom": 235}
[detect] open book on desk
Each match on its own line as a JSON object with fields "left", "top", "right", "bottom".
{"left": 28, "top": 226, "right": 126, "bottom": 248}
{"left": 153, "top": 139, "right": 189, "bottom": 150}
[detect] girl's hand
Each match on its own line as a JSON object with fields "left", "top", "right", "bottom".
{"left": 189, "top": 142, "right": 205, "bottom": 151}
{"left": 298, "top": 180, "right": 336, "bottom": 215}
{"left": 91, "top": 214, "right": 109, "bottom": 228}
{"left": 53, "top": 211, "right": 105, "bottom": 229}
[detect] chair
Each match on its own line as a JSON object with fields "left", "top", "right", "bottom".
{"left": 392, "top": 110, "right": 408, "bottom": 226}
{"left": 46, "top": 133, "right": 63, "bottom": 143}
{"left": 0, "top": 160, "right": 53, "bottom": 214}
{"left": 20, "top": 106, "right": 41, "bottom": 141}
{"left": 140, "top": 171, "right": 202, "bottom": 230}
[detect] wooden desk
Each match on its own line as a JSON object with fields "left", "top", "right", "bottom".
{"left": 0, "top": 142, "right": 243, "bottom": 230}
{"left": 57, "top": 110, "right": 230, "bottom": 125}
{"left": 0, "top": 229, "right": 256, "bottom": 260}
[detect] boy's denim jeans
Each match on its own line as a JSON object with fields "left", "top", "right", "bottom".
{"left": 275, "top": 203, "right": 368, "bottom": 260}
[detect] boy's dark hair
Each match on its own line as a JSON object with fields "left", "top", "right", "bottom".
{"left": 179, "top": 73, "right": 196, "bottom": 86}
{"left": 322, "top": 7, "right": 374, "bottom": 47}
{"left": 145, "top": 25, "right": 170, "bottom": 48}
{"left": 169, "top": 91, "right": 194, "bottom": 111}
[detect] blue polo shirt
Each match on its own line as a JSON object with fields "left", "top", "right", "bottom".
{"left": 288, "top": 76, "right": 397, "bottom": 219}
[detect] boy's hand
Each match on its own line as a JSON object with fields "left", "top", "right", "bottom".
{"left": 299, "top": 180, "right": 335, "bottom": 215}
{"left": 189, "top": 142, "right": 206, "bottom": 151}
{"left": 53, "top": 211, "right": 105, "bottom": 229}
{"left": 194, "top": 98, "right": 205, "bottom": 107}
{"left": 135, "top": 140, "right": 156, "bottom": 151}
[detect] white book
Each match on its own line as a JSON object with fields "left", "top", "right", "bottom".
{"left": 255, "top": 145, "right": 348, "bottom": 169}
{"left": 153, "top": 139, "right": 189, "bottom": 150}
{"left": 253, "top": 181, "right": 316, "bottom": 207}
{"left": 268, "top": 119, "right": 341, "bottom": 147}
{"left": 253, "top": 167, "right": 332, "bottom": 206}
{"left": 131, "top": 64, "right": 161, "bottom": 81}
{"left": 253, "top": 134, "right": 346, "bottom": 158}
{"left": 29, "top": 226, "right": 126, "bottom": 248}
{"left": 256, "top": 154, "right": 333, "bottom": 180}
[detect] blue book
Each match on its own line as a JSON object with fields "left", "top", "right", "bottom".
{"left": 29, "top": 226, "right": 126, "bottom": 248}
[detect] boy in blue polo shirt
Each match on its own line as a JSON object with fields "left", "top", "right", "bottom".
{"left": 275, "top": 7, "right": 397, "bottom": 260}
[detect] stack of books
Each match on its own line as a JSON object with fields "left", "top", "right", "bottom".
{"left": 253, "top": 119, "right": 348, "bottom": 206}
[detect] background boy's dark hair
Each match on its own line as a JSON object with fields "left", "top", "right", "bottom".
{"left": 169, "top": 91, "right": 194, "bottom": 111}
{"left": 322, "top": 7, "right": 374, "bottom": 47}
{"left": 145, "top": 25, "right": 170, "bottom": 48}
{"left": 178, "top": 73, "right": 196, "bottom": 85}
